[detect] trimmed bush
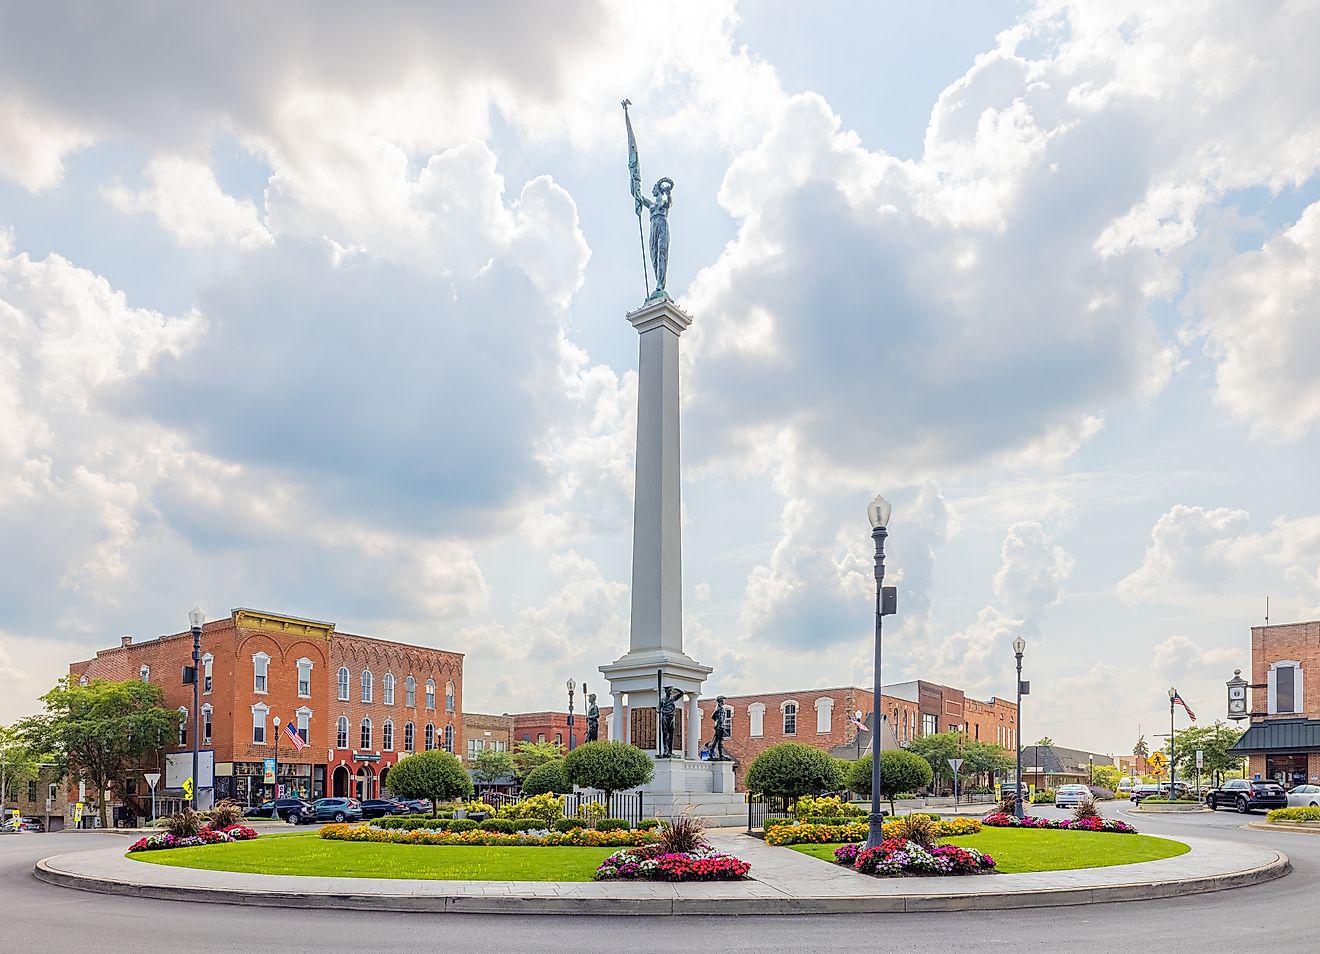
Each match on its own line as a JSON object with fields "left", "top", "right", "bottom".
{"left": 386, "top": 751, "right": 473, "bottom": 815}
{"left": 1267, "top": 806, "right": 1320, "bottom": 823}
{"left": 477, "top": 818, "right": 518, "bottom": 833}
{"left": 563, "top": 741, "right": 653, "bottom": 800}
{"left": 637, "top": 819, "right": 661, "bottom": 831}
{"left": 520, "top": 760, "right": 570, "bottom": 796}
{"left": 845, "top": 750, "right": 934, "bottom": 813}
{"left": 746, "top": 742, "right": 843, "bottom": 801}
{"left": 1030, "top": 788, "right": 1056, "bottom": 804}
{"left": 447, "top": 819, "right": 479, "bottom": 833}
{"left": 512, "top": 817, "right": 549, "bottom": 832}
{"left": 554, "top": 818, "right": 586, "bottom": 832}
{"left": 596, "top": 818, "right": 630, "bottom": 832}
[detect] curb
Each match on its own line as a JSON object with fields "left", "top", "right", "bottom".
{"left": 1246, "top": 821, "right": 1320, "bottom": 836}
{"left": 32, "top": 848, "right": 1291, "bottom": 916}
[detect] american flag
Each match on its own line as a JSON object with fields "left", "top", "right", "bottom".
{"left": 848, "top": 710, "right": 869, "bottom": 733}
{"left": 284, "top": 717, "right": 307, "bottom": 752}
{"left": 1170, "top": 690, "right": 1197, "bottom": 722}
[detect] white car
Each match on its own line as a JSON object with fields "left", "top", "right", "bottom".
{"left": 1054, "top": 783, "right": 1093, "bottom": 808}
{"left": 1287, "top": 784, "right": 1320, "bottom": 807}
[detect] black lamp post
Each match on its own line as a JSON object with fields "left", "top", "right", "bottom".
{"left": 1013, "top": 636, "right": 1026, "bottom": 819}
{"left": 865, "top": 494, "right": 895, "bottom": 851}
{"left": 1168, "top": 687, "right": 1177, "bottom": 796}
{"left": 1088, "top": 754, "right": 1094, "bottom": 786}
{"left": 567, "top": 679, "right": 576, "bottom": 751}
{"left": 188, "top": 606, "right": 204, "bottom": 811}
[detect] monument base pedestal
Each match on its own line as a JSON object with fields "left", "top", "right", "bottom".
{"left": 638, "top": 759, "right": 744, "bottom": 827}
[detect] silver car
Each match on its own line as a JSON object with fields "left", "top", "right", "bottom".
{"left": 1287, "top": 784, "right": 1320, "bottom": 807}
{"left": 1054, "top": 783, "right": 1093, "bottom": 808}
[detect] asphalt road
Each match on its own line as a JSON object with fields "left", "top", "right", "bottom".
{"left": 3, "top": 804, "right": 1315, "bottom": 954}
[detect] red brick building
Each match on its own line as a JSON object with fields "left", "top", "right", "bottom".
{"left": 463, "top": 712, "right": 513, "bottom": 761}
{"left": 69, "top": 607, "right": 463, "bottom": 812}
{"left": 510, "top": 711, "right": 611, "bottom": 750}
{"left": 1233, "top": 619, "right": 1320, "bottom": 786}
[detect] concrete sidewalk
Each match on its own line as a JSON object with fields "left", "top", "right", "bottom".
{"left": 34, "top": 831, "right": 1288, "bottom": 915}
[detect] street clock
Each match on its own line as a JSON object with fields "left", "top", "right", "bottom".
{"left": 1226, "top": 669, "right": 1250, "bottom": 721}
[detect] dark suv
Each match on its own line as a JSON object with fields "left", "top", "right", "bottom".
{"left": 244, "top": 798, "right": 315, "bottom": 824}
{"left": 311, "top": 797, "right": 363, "bottom": 823}
{"left": 1206, "top": 779, "right": 1287, "bottom": 813}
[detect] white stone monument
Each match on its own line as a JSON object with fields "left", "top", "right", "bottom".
{"left": 598, "top": 297, "right": 744, "bottom": 825}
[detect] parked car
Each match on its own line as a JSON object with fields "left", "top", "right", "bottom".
{"left": 311, "top": 797, "right": 363, "bottom": 823}
{"left": 1117, "top": 777, "right": 1135, "bottom": 793}
{"left": 1129, "top": 783, "right": 1162, "bottom": 803}
{"left": 399, "top": 799, "right": 433, "bottom": 814}
{"left": 359, "top": 798, "right": 410, "bottom": 819}
{"left": 998, "top": 782, "right": 1028, "bottom": 799}
{"left": 244, "top": 798, "right": 316, "bottom": 824}
{"left": 1054, "top": 784, "right": 1092, "bottom": 808}
{"left": 1286, "top": 783, "right": 1320, "bottom": 808}
{"left": 1206, "top": 779, "right": 1288, "bottom": 813}
{"left": 0, "top": 815, "right": 45, "bottom": 832}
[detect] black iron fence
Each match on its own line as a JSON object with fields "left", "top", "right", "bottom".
{"left": 561, "top": 791, "right": 646, "bottom": 827}
{"left": 746, "top": 794, "right": 792, "bottom": 833}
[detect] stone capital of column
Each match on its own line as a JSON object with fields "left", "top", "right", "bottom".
{"left": 627, "top": 297, "right": 693, "bottom": 336}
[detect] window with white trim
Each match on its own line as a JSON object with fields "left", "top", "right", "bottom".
{"left": 722, "top": 705, "right": 734, "bottom": 739}
{"left": 383, "top": 673, "right": 395, "bottom": 705}
{"left": 297, "top": 658, "right": 312, "bottom": 698}
{"left": 336, "top": 715, "right": 349, "bottom": 749}
{"left": 782, "top": 701, "right": 798, "bottom": 736}
{"left": 1269, "top": 661, "right": 1304, "bottom": 715}
{"left": 252, "top": 652, "right": 270, "bottom": 694}
{"left": 337, "top": 667, "right": 350, "bottom": 701}
{"left": 296, "top": 706, "right": 311, "bottom": 744}
{"left": 382, "top": 720, "right": 394, "bottom": 751}
{"left": 252, "top": 704, "right": 269, "bottom": 744}
{"left": 748, "top": 703, "right": 765, "bottom": 737}
{"left": 425, "top": 679, "right": 436, "bottom": 710}
{"left": 445, "top": 681, "right": 455, "bottom": 713}
{"left": 361, "top": 669, "right": 374, "bottom": 703}
{"left": 202, "top": 653, "right": 213, "bottom": 694}
{"left": 404, "top": 721, "right": 415, "bottom": 752}
{"left": 405, "top": 676, "right": 416, "bottom": 707}
{"left": 361, "top": 717, "right": 373, "bottom": 750}
{"left": 444, "top": 723, "right": 454, "bottom": 752}
{"left": 815, "top": 697, "right": 834, "bottom": 733}
{"left": 202, "top": 704, "right": 213, "bottom": 745}
{"left": 425, "top": 723, "right": 435, "bottom": 750}
{"left": 140, "top": 664, "right": 150, "bottom": 683}
{"left": 78, "top": 674, "right": 88, "bottom": 686}
{"left": 177, "top": 706, "right": 188, "bottom": 746}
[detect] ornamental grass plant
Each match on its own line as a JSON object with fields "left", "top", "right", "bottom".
{"left": 657, "top": 814, "right": 707, "bottom": 854}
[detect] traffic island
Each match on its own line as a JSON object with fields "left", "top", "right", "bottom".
{"left": 1133, "top": 802, "right": 1210, "bottom": 813}
{"left": 34, "top": 832, "right": 1289, "bottom": 915}
{"left": 1246, "top": 820, "right": 1320, "bottom": 835}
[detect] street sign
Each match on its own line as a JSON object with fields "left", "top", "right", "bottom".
{"left": 1195, "top": 750, "right": 1204, "bottom": 769}
{"left": 182, "top": 777, "right": 194, "bottom": 801}
{"left": 948, "top": 758, "right": 964, "bottom": 773}
{"left": 144, "top": 772, "right": 161, "bottom": 790}
{"left": 73, "top": 802, "right": 84, "bottom": 826}
{"left": 1148, "top": 751, "right": 1167, "bottom": 769}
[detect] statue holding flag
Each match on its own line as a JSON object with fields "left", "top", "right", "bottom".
{"left": 621, "top": 99, "right": 673, "bottom": 301}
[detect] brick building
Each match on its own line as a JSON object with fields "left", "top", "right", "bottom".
{"left": 69, "top": 607, "right": 463, "bottom": 813}
{"left": 3, "top": 764, "right": 68, "bottom": 831}
{"left": 463, "top": 712, "right": 513, "bottom": 761}
{"left": 510, "top": 710, "right": 610, "bottom": 750}
{"left": 1232, "top": 619, "right": 1320, "bottom": 787}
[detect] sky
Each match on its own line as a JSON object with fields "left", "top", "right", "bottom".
{"left": 3, "top": 0, "right": 1320, "bottom": 757}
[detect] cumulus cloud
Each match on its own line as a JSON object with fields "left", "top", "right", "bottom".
{"left": 104, "top": 156, "right": 273, "bottom": 250}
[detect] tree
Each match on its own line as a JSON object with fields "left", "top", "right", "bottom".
{"left": 520, "top": 760, "right": 570, "bottom": 795}
{"left": 0, "top": 725, "right": 40, "bottom": 806}
{"left": 18, "top": 676, "right": 180, "bottom": 828}
{"left": 511, "top": 739, "right": 565, "bottom": 779}
{"left": 470, "top": 749, "right": 515, "bottom": 784}
{"left": 1133, "top": 735, "right": 1149, "bottom": 761}
{"left": 961, "top": 740, "right": 1014, "bottom": 782}
{"left": 1036, "top": 736, "right": 1055, "bottom": 747}
{"left": 386, "top": 751, "right": 473, "bottom": 816}
{"left": 903, "top": 731, "right": 963, "bottom": 789}
{"left": 1091, "top": 764, "right": 1123, "bottom": 792}
{"left": 1162, "top": 721, "right": 1245, "bottom": 785}
{"left": 562, "top": 741, "right": 653, "bottom": 801}
{"left": 745, "top": 742, "right": 843, "bottom": 801}
{"left": 846, "top": 750, "right": 934, "bottom": 814}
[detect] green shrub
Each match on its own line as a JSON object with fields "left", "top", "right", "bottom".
{"left": 553, "top": 818, "right": 586, "bottom": 832}
{"left": 563, "top": 741, "right": 653, "bottom": 800}
{"left": 746, "top": 742, "right": 843, "bottom": 801}
{"left": 1267, "top": 806, "right": 1320, "bottom": 823}
{"left": 845, "top": 750, "right": 934, "bottom": 813}
{"left": 520, "top": 760, "right": 570, "bottom": 796}
{"left": 447, "top": 819, "right": 478, "bottom": 832}
{"left": 477, "top": 818, "right": 518, "bottom": 833}
{"left": 636, "top": 819, "right": 661, "bottom": 831}
{"left": 376, "top": 816, "right": 450, "bottom": 830}
{"left": 385, "top": 751, "right": 473, "bottom": 813}
{"left": 496, "top": 792, "right": 563, "bottom": 826}
{"left": 596, "top": 818, "right": 629, "bottom": 832}
{"left": 512, "top": 817, "right": 549, "bottom": 832}
{"left": 763, "top": 817, "right": 797, "bottom": 829}
{"left": 1030, "top": 788, "right": 1056, "bottom": 804}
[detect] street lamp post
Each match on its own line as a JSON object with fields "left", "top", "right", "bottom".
{"left": 272, "top": 716, "right": 281, "bottom": 800}
{"left": 1013, "top": 636, "right": 1026, "bottom": 819}
{"left": 1088, "top": 754, "right": 1094, "bottom": 786}
{"left": 1168, "top": 688, "right": 1177, "bottom": 797}
{"left": 188, "top": 606, "right": 204, "bottom": 811}
{"left": 567, "top": 679, "right": 576, "bottom": 751}
{"left": 865, "top": 494, "right": 894, "bottom": 851}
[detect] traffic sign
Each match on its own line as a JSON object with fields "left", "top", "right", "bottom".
{"left": 1195, "top": 750, "right": 1203, "bottom": 769}
{"left": 182, "top": 777, "right": 194, "bottom": 801}
{"left": 144, "top": 772, "right": 161, "bottom": 790}
{"left": 948, "top": 758, "right": 964, "bottom": 773}
{"left": 1148, "top": 751, "right": 1167, "bottom": 768}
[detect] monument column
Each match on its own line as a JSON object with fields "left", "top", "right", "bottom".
{"left": 611, "top": 693, "right": 626, "bottom": 743}
{"left": 686, "top": 695, "right": 702, "bottom": 760}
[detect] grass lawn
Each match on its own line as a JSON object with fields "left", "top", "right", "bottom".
{"left": 790, "top": 828, "right": 1189, "bottom": 873}
{"left": 128, "top": 832, "right": 615, "bottom": 881}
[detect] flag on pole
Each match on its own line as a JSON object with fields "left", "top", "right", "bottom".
{"left": 848, "top": 711, "right": 869, "bottom": 733}
{"left": 284, "top": 717, "right": 307, "bottom": 752}
{"left": 1170, "top": 690, "right": 1197, "bottom": 722}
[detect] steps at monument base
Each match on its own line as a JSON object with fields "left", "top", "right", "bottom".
{"left": 641, "top": 791, "right": 747, "bottom": 828}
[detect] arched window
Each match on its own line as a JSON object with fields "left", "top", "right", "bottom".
{"left": 721, "top": 704, "right": 734, "bottom": 739}
{"left": 404, "top": 721, "right": 415, "bottom": 752}
{"left": 782, "top": 701, "right": 798, "bottom": 736}
{"left": 295, "top": 706, "right": 311, "bottom": 744}
{"left": 815, "top": 698, "right": 834, "bottom": 734}
{"left": 337, "top": 667, "right": 350, "bottom": 701}
{"left": 202, "top": 704, "right": 213, "bottom": 745}
{"left": 297, "top": 658, "right": 313, "bottom": 698}
{"left": 177, "top": 706, "right": 188, "bottom": 746}
{"left": 140, "top": 664, "right": 150, "bottom": 683}
{"left": 425, "top": 679, "right": 436, "bottom": 710}
{"left": 445, "top": 681, "right": 455, "bottom": 713}
{"left": 748, "top": 703, "right": 765, "bottom": 737}
{"left": 382, "top": 720, "right": 394, "bottom": 752}
{"left": 361, "top": 717, "right": 373, "bottom": 750}
{"left": 336, "top": 715, "right": 349, "bottom": 749}
{"left": 361, "top": 670, "right": 374, "bottom": 703}
{"left": 78, "top": 674, "right": 88, "bottom": 686}
{"left": 252, "top": 652, "right": 270, "bottom": 693}
{"left": 405, "top": 676, "right": 416, "bottom": 707}
{"left": 444, "top": 724, "right": 454, "bottom": 752}
{"left": 383, "top": 673, "right": 395, "bottom": 705}
{"left": 202, "top": 653, "right": 213, "bottom": 694}
{"left": 425, "top": 723, "right": 435, "bottom": 750}
{"left": 252, "top": 704, "right": 269, "bottom": 744}
{"left": 554, "top": 732, "right": 563, "bottom": 747}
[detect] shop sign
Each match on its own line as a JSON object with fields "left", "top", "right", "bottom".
{"left": 352, "top": 752, "right": 382, "bottom": 762}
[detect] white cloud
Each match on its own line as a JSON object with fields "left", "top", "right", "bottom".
{"left": 104, "top": 156, "right": 272, "bottom": 250}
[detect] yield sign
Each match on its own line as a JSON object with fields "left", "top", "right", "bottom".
{"left": 948, "top": 758, "right": 964, "bottom": 774}
{"left": 144, "top": 772, "right": 161, "bottom": 790}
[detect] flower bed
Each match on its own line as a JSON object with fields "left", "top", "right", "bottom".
{"left": 594, "top": 843, "right": 751, "bottom": 882}
{"left": 1267, "top": 806, "right": 1320, "bottom": 823}
{"left": 320, "top": 822, "right": 654, "bottom": 848}
{"left": 834, "top": 838, "right": 995, "bottom": 876}
{"left": 765, "top": 816, "right": 981, "bottom": 846}
{"left": 129, "top": 825, "right": 259, "bottom": 852}
{"left": 982, "top": 812, "right": 1137, "bottom": 834}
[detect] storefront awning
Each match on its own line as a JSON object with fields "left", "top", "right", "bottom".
{"left": 1231, "top": 719, "right": 1320, "bottom": 753}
